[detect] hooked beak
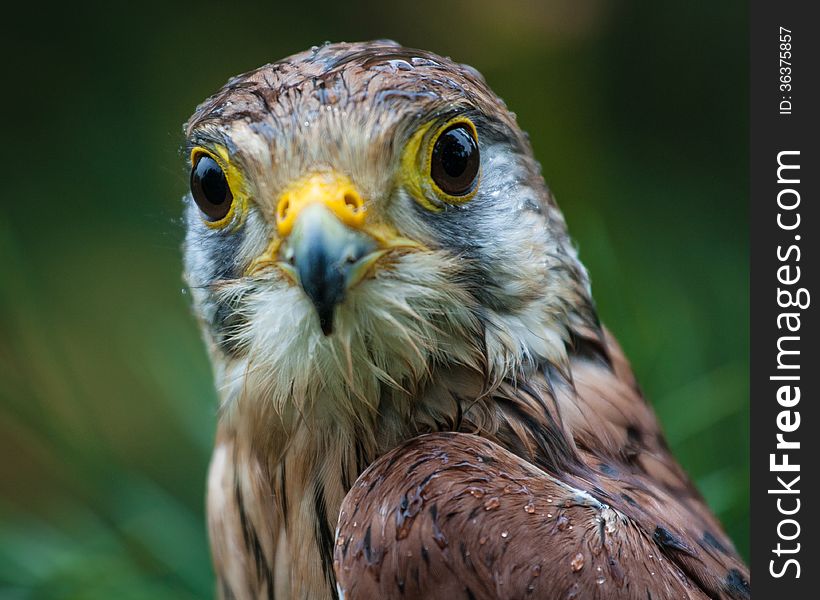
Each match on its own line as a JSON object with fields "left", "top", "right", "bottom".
{"left": 283, "top": 203, "right": 378, "bottom": 335}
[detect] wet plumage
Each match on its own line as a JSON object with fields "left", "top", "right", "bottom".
{"left": 181, "top": 41, "right": 749, "bottom": 599}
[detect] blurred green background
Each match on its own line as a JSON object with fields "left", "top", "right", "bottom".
{"left": 1, "top": 1, "right": 748, "bottom": 597}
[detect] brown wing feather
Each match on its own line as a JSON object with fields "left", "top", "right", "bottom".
{"left": 334, "top": 433, "right": 746, "bottom": 599}
{"left": 334, "top": 432, "right": 707, "bottom": 599}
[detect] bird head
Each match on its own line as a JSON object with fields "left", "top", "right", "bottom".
{"left": 182, "top": 41, "right": 595, "bottom": 425}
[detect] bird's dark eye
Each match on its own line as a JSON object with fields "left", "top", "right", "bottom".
{"left": 430, "top": 123, "right": 480, "bottom": 197}
{"left": 190, "top": 154, "right": 233, "bottom": 222}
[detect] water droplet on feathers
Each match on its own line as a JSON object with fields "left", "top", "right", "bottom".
{"left": 484, "top": 497, "right": 500, "bottom": 510}
{"left": 388, "top": 59, "right": 413, "bottom": 71}
{"left": 524, "top": 501, "right": 535, "bottom": 514}
{"left": 500, "top": 530, "right": 509, "bottom": 539}
{"left": 570, "top": 553, "right": 585, "bottom": 572}
{"left": 466, "top": 486, "right": 485, "bottom": 499}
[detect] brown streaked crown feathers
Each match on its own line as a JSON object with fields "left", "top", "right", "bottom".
{"left": 182, "top": 41, "right": 748, "bottom": 599}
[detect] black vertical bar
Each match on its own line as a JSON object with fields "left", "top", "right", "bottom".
{"left": 751, "top": 1, "right": 818, "bottom": 596}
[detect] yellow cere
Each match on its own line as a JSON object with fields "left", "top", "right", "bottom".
{"left": 189, "top": 145, "right": 250, "bottom": 230}
{"left": 400, "top": 116, "right": 480, "bottom": 211}
{"left": 246, "top": 170, "right": 424, "bottom": 279}
{"left": 275, "top": 172, "right": 366, "bottom": 237}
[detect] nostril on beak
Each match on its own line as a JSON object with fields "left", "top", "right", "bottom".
{"left": 343, "top": 192, "right": 363, "bottom": 214}
{"left": 276, "top": 193, "right": 294, "bottom": 234}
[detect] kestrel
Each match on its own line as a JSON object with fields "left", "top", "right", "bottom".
{"left": 182, "top": 41, "right": 749, "bottom": 599}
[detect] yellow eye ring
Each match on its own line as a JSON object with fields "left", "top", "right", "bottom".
{"left": 189, "top": 146, "right": 248, "bottom": 230}
{"left": 401, "top": 116, "right": 481, "bottom": 211}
